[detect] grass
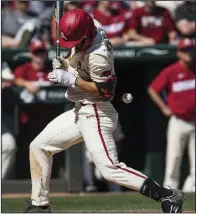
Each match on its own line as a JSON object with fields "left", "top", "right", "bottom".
{"left": 2, "top": 193, "right": 195, "bottom": 213}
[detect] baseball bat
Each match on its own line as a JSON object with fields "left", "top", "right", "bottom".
{"left": 55, "top": 1, "right": 64, "bottom": 58}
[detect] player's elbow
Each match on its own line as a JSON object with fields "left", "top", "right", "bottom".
{"left": 15, "top": 78, "right": 25, "bottom": 87}
{"left": 147, "top": 87, "right": 153, "bottom": 94}
{"left": 147, "top": 87, "right": 157, "bottom": 97}
{"left": 127, "top": 29, "right": 138, "bottom": 40}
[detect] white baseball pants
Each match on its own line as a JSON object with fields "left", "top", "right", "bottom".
{"left": 2, "top": 132, "right": 16, "bottom": 179}
{"left": 29, "top": 102, "right": 147, "bottom": 206}
{"left": 163, "top": 116, "right": 195, "bottom": 192}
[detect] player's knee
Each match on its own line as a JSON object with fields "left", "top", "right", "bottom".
{"left": 97, "top": 164, "right": 114, "bottom": 182}
{"left": 29, "top": 139, "right": 42, "bottom": 154}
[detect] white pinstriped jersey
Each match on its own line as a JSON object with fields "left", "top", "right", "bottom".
{"left": 65, "top": 20, "right": 116, "bottom": 104}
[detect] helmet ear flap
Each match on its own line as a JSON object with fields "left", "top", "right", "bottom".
{"left": 75, "top": 36, "right": 88, "bottom": 51}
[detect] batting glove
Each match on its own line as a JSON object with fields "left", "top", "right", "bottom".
{"left": 48, "top": 69, "right": 77, "bottom": 87}
{"left": 52, "top": 57, "right": 70, "bottom": 69}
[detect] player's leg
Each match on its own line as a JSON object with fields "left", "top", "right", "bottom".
{"left": 25, "top": 109, "right": 83, "bottom": 212}
{"left": 2, "top": 132, "right": 16, "bottom": 179}
{"left": 182, "top": 123, "right": 195, "bottom": 193}
{"left": 163, "top": 116, "right": 188, "bottom": 189}
{"left": 78, "top": 104, "right": 184, "bottom": 212}
{"left": 83, "top": 145, "right": 97, "bottom": 192}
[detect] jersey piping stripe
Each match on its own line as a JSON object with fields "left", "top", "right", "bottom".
{"left": 93, "top": 104, "right": 147, "bottom": 179}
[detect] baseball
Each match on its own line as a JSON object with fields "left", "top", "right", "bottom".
{"left": 122, "top": 93, "right": 133, "bottom": 103}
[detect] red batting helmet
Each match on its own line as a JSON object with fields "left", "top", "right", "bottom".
{"left": 59, "top": 9, "right": 97, "bottom": 49}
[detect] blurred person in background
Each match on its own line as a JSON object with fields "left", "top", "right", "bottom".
{"left": 132, "top": 1, "right": 183, "bottom": 14}
{"left": 92, "top": 1, "right": 131, "bottom": 46}
{"left": 12, "top": 39, "right": 54, "bottom": 180}
{"left": 14, "top": 39, "right": 50, "bottom": 95}
{"left": 2, "top": 1, "right": 36, "bottom": 48}
{"left": 126, "top": 0, "right": 177, "bottom": 45}
{"left": 2, "top": 62, "right": 17, "bottom": 179}
{"left": 174, "top": 1, "right": 195, "bottom": 39}
{"left": 51, "top": 1, "right": 82, "bottom": 46}
{"left": 28, "top": 1, "right": 55, "bottom": 47}
{"left": 28, "top": 1, "right": 54, "bottom": 18}
{"left": 148, "top": 38, "right": 195, "bottom": 193}
{"left": 82, "top": 1, "right": 97, "bottom": 14}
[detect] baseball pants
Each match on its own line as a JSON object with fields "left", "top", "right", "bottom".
{"left": 163, "top": 116, "right": 195, "bottom": 192}
{"left": 30, "top": 102, "right": 147, "bottom": 206}
{"left": 2, "top": 132, "right": 16, "bottom": 179}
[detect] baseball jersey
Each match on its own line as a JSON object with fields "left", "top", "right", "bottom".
{"left": 129, "top": 6, "right": 175, "bottom": 43}
{"left": 150, "top": 61, "right": 195, "bottom": 121}
{"left": 65, "top": 20, "right": 116, "bottom": 104}
{"left": 14, "top": 62, "right": 49, "bottom": 82}
{"left": 92, "top": 8, "right": 131, "bottom": 38}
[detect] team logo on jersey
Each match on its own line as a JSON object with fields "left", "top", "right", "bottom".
{"left": 177, "top": 73, "right": 185, "bottom": 79}
{"left": 172, "top": 79, "right": 195, "bottom": 92}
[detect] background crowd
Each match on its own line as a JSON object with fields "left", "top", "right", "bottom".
{"left": 2, "top": 0, "right": 195, "bottom": 48}
{"left": 2, "top": 0, "right": 196, "bottom": 194}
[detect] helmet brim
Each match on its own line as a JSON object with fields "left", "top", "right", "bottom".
{"left": 59, "top": 37, "right": 81, "bottom": 49}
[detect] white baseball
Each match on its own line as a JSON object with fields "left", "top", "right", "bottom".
{"left": 122, "top": 93, "right": 133, "bottom": 103}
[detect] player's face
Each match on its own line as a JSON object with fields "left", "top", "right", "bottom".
{"left": 177, "top": 48, "right": 194, "bottom": 65}
{"left": 145, "top": 1, "right": 156, "bottom": 12}
{"left": 31, "top": 50, "right": 48, "bottom": 69}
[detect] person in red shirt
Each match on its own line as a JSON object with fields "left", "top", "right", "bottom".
{"left": 92, "top": 1, "right": 131, "bottom": 46}
{"left": 14, "top": 39, "right": 51, "bottom": 95}
{"left": 148, "top": 38, "right": 195, "bottom": 193}
{"left": 126, "top": 0, "right": 177, "bottom": 45}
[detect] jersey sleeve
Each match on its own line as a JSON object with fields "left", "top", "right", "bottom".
{"left": 164, "top": 9, "right": 175, "bottom": 33}
{"left": 149, "top": 67, "right": 170, "bottom": 93}
{"left": 88, "top": 51, "right": 115, "bottom": 83}
{"left": 14, "top": 65, "right": 26, "bottom": 79}
{"left": 128, "top": 9, "right": 140, "bottom": 30}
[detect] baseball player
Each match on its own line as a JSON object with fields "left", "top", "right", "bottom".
{"left": 148, "top": 38, "right": 195, "bottom": 192}
{"left": 24, "top": 9, "right": 184, "bottom": 213}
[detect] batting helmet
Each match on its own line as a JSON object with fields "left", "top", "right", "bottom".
{"left": 59, "top": 9, "right": 97, "bottom": 49}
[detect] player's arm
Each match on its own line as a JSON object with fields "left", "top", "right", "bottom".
{"left": 147, "top": 68, "right": 172, "bottom": 116}
{"left": 15, "top": 77, "right": 28, "bottom": 87}
{"left": 86, "top": 51, "right": 117, "bottom": 100}
{"left": 75, "top": 78, "right": 100, "bottom": 95}
{"left": 14, "top": 67, "right": 39, "bottom": 94}
{"left": 49, "top": 51, "right": 117, "bottom": 100}
{"left": 14, "top": 67, "right": 29, "bottom": 87}
{"left": 147, "top": 87, "right": 167, "bottom": 111}
{"left": 164, "top": 9, "right": 177, "bottom": 44}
